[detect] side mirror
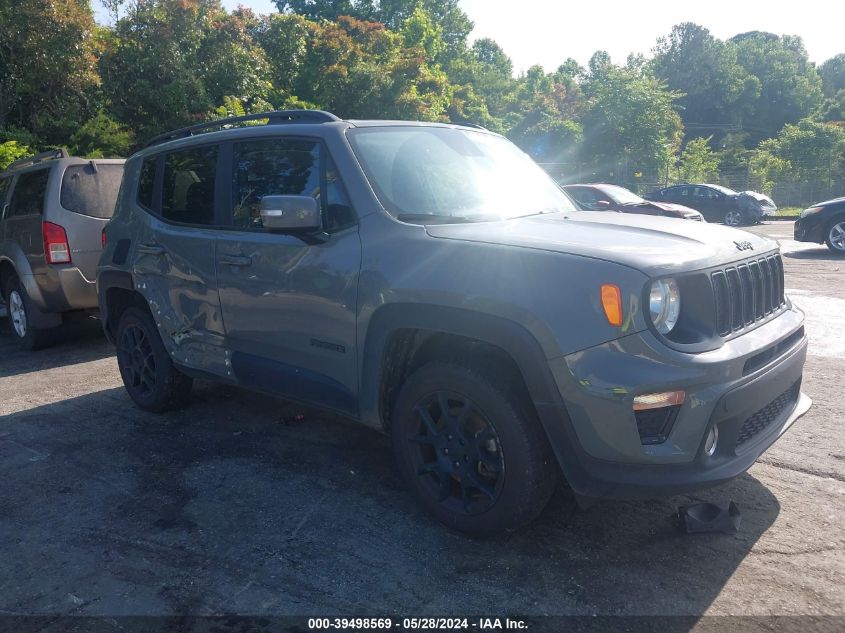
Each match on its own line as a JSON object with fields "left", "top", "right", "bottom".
{"left": 260, "top": 195, "right": 321, "bottom": 232}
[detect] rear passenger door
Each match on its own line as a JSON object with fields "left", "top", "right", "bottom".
{"left": 129, "top": 145, "right": 228, "bottom": 376}
{"left": 215, "top": 137, "right": 361, "bottom": 414}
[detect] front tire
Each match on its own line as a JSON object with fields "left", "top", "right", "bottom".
{"left": 392, "top": 362, "right": 557, "bottom": 535}
{"left": 4, "top": 276, "right": 56, "bottom": 350}
{"left": 116, "top": 306, "right": 193, "bottom": 412}
{"left": 825, "top": 219, "right": 845, "bottom": 255}
{"left": 723, "top": 209, "right": 746, "bottom": 227}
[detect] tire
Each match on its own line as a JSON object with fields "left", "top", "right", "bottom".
{"left": 723, "top": 209, "right": 746, "bottom": 227}
{"left": 391, "top": 361, "right": 557, "bottom": 535}
{"left": 3, "top": 276, "right": 56, "bottom": 350}
{"left": 825, "top": 219, "right": 845, "bottom": 255}
{"left": 115, "top": 306, "right": 193, "bottom": 412}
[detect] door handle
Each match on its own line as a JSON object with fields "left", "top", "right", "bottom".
{"left": 219, "top": 254, "right": 252, "bottom": 267}
{"left": 137, "top": 243, "right": 165, "bottom": 256}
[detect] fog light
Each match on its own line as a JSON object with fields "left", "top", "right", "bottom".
{"left": 704, "top": 427, "right": 719, "bottom": 456}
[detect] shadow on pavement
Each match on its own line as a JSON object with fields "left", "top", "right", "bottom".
{"left": 783, "top": 248, "right": 845, "bottom": 261}
{"left": 0, "top": 383, "right": 780, "bottom": 622}
{"left": 0, "top": 313, "right": 113, "bottom": 378}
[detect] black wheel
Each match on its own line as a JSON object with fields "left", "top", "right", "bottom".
{"left": 723, "top": 209, "right": 746, "bottom": 227}
{"left": 392, "top": 362, "right": 557, "bottom": 535}
{"left": 4, "top": 276, "right": 56, "bottom": 350}
{"left": 825, "top": 219, "right": 845, "bottom": 255}
{"left": 116, "top": 306, "right": 193, "bottom": 412}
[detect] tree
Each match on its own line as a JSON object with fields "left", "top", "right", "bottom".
{"left": 579, "top": 64, "right": 682, "bottom": 182}
{"left": 69, "top": 111, "right": 135, "bottom": 157}
{"left": 99, "top": 0, "right": 271, "bottom": 142}
{"left": 0, "top": 0, "right": 101, "bottom": 145}
{"left": 0, "top": 141, "right": 31, "bottom": 170}
{"left": 652, "top": 23, "right": 758, "bottom": 141}
{"left": 819, "top": 53, "right": 845, "bottom": 98}
{"left": 730, "top": 32, "right": 824, "bottom": 143}
{"left": 677, "top": 137, "right": 720, "bottom": 183}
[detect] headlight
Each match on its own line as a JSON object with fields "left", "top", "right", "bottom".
{"left": 800, "top": 206, "right": 823, "bottom": 218}
{"left": 649, "top": 279, "right": 681, "bottom": 334}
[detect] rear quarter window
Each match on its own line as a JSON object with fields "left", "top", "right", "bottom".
{"left": 61, "top": 163, "right": 124, "bottom": 219}
{"left": 8, "top": 168, "right": 50, "bottom": 216}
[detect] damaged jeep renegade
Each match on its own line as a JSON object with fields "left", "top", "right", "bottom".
{"left": 97, "top": 110, "right": 811, "bottom": 535}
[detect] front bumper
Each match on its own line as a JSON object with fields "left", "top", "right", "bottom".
{"left": 539, "top": 308, "right": 810, "bottom": 498}
{"left": 794, "top": 214, "right": 826, "bottom": 243}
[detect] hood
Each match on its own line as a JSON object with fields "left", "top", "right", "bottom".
{"left": 739, "top": 191, "right": 777, "bottom": 209}
{"left": 648, "top": 201, "right": 703, "bottom": 218}
{"left": 425, "top": 211, "right": 777, "bottom": 276}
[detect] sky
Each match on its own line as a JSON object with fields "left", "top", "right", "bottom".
{"left": 93, "top": 0, "right": 843, "bottom": 73}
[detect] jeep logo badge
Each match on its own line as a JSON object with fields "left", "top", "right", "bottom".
{"left": 734, "top": 240, "right": 754, "bottom": 252}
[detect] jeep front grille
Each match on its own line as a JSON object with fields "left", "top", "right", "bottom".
{"left": 711, "top": 254, "right": 785, "bottom": 336}
{"left": 735, "top": 381, "right": 800, "bottom": 448}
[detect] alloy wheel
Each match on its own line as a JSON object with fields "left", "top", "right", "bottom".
{"left": 829, "top": 222, "right": 845, "bottom": 252}
{"left": 406, "top": 391, "right": 505, "bottom": 515}
{"left": 118, "top": 324, "right": 157, "bottom": 396}
{"left": 8, "top": 290, "right": 27, "bottom": 338}
{"left": 724, "top": 210, "right": 743, "bottom": 227}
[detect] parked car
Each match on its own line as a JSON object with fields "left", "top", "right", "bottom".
{"left": 794, "top": 196, "right": 845, "bottom": 254}
{"left": 98, "top": 111, "right": 810, "bottom": 535}
{"left": 0, "top": 150, "right": 125, "bottom": 349}
{"left": 645, "top": 183, "right": 776, "bottom": 226}
{"left": 563, "top": 183, "right": 704, "bottom": 221}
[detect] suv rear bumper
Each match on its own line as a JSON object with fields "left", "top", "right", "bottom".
{"left": 28, "top": 267, "right": 98, "bottom": 313}
{"left": 538, "top": 310, "right": 810, "bottom": 499}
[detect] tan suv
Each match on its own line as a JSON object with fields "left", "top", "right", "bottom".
{"left": 0, "top": 149, "right": 124, "bottom": 349}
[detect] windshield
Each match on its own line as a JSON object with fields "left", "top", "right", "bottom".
{"left": 347, "top": 126, "right": 576, "bottom": 222}
{"left": 703, "top": 183, "right": 738, "bottom": 196}
{"left": 598, "top": 185, "right": 645, "bottom": 205}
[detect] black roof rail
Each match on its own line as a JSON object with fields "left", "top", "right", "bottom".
{"left": 145, "top": 109, "right": 342, "bottom": 148}
{"left": 5, "top": 148, "right": 69, "bottom": 172}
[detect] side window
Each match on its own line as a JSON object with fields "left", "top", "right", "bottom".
{"left": 137, "top": 156, "right": 157, "bottom": 210}
{"left": 568, "top": 188, "right": 600, "bottom": 209}
{"left": 232, "top": 139, "right": 320, "bottom": 230}
{"left": 676, "top": 186, "right": 690, "bottom": 198}
{"left": 8, "top": 169, "right": 50, "bottom": 217}
{"left": 324, "top": 154, "right": 356, "bottom": 232}
{"left": 162, "top": 146, "right": 217, "bottom": 225}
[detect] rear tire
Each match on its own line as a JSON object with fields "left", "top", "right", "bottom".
{"left": 825, "top": 219, "right": 845, "bottom": 255}
{"left": 4, "top": 276, "right": 56, "bottom": 351}
{"left": 116, "top": 306, "right": 193, "bottom": 412}
{"left": 391, "top": 361, "right": 557, "bottom": 536}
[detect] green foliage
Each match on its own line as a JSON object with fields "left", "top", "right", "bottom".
{"left": 0, "top": 0, "right": 100, "bottom": 145}
{"left": 677, "top": 137, "right": 721, "bottom": 183}
{"left": 730, "top": 32, "right": 824, "bottom": 144}
{"left": 70, "top": 111, "right": 134, "bottom": 157}
{"left": 819, "top": 54, "right": 845, "bottom": 97}
{"left": 0, "top": 140, "right": 32, "bottom": 170}
{"left": 652, "top": 23, "right": 759, "bottom": 140}
{"left": 99, "top": 0, "right": 271, "bottom": 143}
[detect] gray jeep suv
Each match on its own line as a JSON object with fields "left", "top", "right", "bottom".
{"left": 1, "top": 149, "right": 125, "bottom": 349}
{"left": 97, "top": 111, "right": 811, "bottom": 534}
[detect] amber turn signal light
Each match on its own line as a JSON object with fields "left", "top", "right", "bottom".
{"left": 601, "top": 284, "right": 623, "bottom": 326}
{"left": 633, "top": 390, "right": 686, "bottom": 411}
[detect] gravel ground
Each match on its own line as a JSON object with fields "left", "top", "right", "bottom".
{"left": 0, "top": 221, "right": 842, "bottom": 628}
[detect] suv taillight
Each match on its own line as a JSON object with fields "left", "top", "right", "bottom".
{"left": 43, "top": 221, "right": 71, "bottom": 264}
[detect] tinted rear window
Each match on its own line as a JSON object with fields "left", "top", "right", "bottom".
{"left": 61, "top": 163, "right": 124, "bottom": 218}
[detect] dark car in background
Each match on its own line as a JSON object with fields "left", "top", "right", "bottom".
{"left": 794, "top": 196, "right": 845, "bottom": 254}
{"left": 564, "top": 183, "right": 704, "bottom": 221}
{"left": 645, "top": 183, "right": 776, "bottom": 226}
